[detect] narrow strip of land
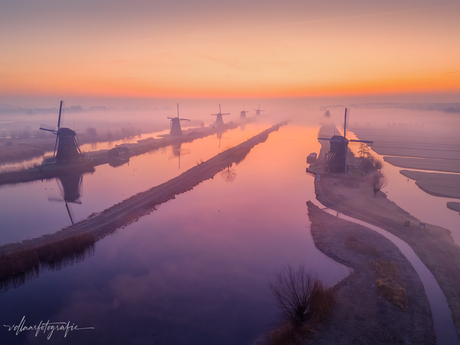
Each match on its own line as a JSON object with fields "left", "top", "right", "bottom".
{"left": 0, "top": 119, "right": 249, "bottom": 186}
{"left": 308, "top": 202, "right": 435, "bottom": 344}
{"left": 0, "top": 122, "right": 286, "bottom": 257}
{"left": 313, "top": 172, "right": 460, "bottom": 340}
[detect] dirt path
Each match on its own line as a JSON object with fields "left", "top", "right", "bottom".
{"left": 307, "top": 201, "right": 435, "bottom": 344}
{"left": 314, "top": 173, "right": 460, "bottom": 340}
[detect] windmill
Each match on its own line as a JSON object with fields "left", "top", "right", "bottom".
{"left": 211, "top": 104, "right": 230, "bottom": 126}
{"left": 48, "top": 173, "right": 83, "bottom": 224}
{"left": 168, "top": 103, "right": 190, "bottom": 136}
{"left": 240, "top": 104, "right": 249, "bottom": 119}
{"left": 254, "top": 104, "right": 264, "bottom": 116}
{"left": 318, "top": 108, "right": 373, "bottom": 173}
{"left": 39, "top": 101, "right": 82, "bottom": 163}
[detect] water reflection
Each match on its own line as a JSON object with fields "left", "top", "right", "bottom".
{"left": 0, "top": 123, "right": 348, "bottom": 345}
{"left": 220, "top": 166, "right": 237, "bottom": 183}
{"left": 170, "top": 143, "right": 190, "bottom": 169}
{"left": 48, "top": 174, "right": 83, "bottom": 224}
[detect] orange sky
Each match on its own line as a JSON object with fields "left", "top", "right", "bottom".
{"left": 1, "top": 0, "right": 459, "bottom": 100}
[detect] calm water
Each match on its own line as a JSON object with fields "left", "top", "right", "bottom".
{"left": 345, "top": 107, "right": 460, "bottom": 243}
{"left": 1, "top": 107, "right": 459, "bottom": 344}
{"left": 0, "top": 120, "right": 348, "bottom": 344}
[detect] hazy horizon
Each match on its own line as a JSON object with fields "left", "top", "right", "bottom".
{"left": 1, "top": 0, "right": 459, "bottom": 101}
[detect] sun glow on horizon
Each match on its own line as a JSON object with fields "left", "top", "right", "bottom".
{"left": 1, "top": 0, "right": 459, "bottom": 101}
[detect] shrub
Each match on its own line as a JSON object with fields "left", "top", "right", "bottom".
{"left": 270, "top": 265, "right": 317, "bottom": 325}
{"left": 266, "top": 322, "right": 316, "bottom": 345}
{"left": 369, "top": 170, "right": 388, "bottom": 196}
{"left": 270, "top": 265, "right": 336, "bottom": 325}
{"left": 268, "top": 265, "right": 336, "bottom": 344}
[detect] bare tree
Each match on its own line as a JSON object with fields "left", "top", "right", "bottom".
{"left": 358, "top": 143, "right": 370, "bottom": 158}
{"left": 270, "top": 265, "right": 318, "bottom": 325}
{"left": 370, "top": 170, "right": 388, "bottom": 196}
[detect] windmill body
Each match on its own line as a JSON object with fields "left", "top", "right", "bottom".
{"left": 55, "top": 128, "right": 81, "bottom": 162}
{"left": 169, "top": 117, "right": 183, "bottom": 136}
{"left": 168, "top": 104, "right": 190, "bottom": 136}
{"left": 318, "top": 108, "right": 373, "bottom": 173}
{"left": 240, "top": 104, "right": 248, "bottom": 119}
{"left": 254, "top": 104, "right": 264, "bottom": 116}
{"left": 325, "top": 135, "right": 348, "bottom": 173}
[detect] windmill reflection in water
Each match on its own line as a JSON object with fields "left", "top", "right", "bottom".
{"left": 170, "top": 142, "right": 191, "bottom": 169}
{"left": 48, "top": 173, "right": 83, "bottom": 225}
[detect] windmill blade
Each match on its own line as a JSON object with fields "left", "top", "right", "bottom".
{"left": 74, "top": 136, "right": 82, "bottom": 155}
{"left": 349, "top": 139, "right": 374, "bottom": 144}
{"left": 65, "top": 201, "right": 75, "bottom": 225}
{"left": 318, "top": 137, "right": 333, "bottom": 141}
{"left": 167, "top": 117, "right": 177, "bottom": 120}
{"left": 56, "top": 177, "right": 64, "bottom": 196}
{"left": 180, "top": 118, "right": 191, "bottom": 121}
{"left": 57, "top": 100, "right": 63, "bottom": 129}
{"left": 48, "top": 197, "right": 64, "bottom": 202}
{"left": 177, "top": 103, "right": 180, "bottom": 117}
{"left": 53, "top": 134, "right": 59, "bottom": 157}
{"left": 39, "top": 127, "right": 57, "bottom": 133}
{"left": 343, "top": 108, "right": 348, "bottom": 139}
{"left": 219, "top": 104, "right": 221, "bottom": 114}
{"left": 53, "top": 135, "right": 59, "bottom": 158}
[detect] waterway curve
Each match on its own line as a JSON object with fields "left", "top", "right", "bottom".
{"left": 310, "top": 199, "right": 459, "bottom": 345}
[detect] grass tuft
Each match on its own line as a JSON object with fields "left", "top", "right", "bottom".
{"left": 345, "top": 236, "right": 380, "bottom": 256}
{"left": 0, "top": 233, "right": 96, "bottom": 291}
{"left": 371, "top": 260, "right": 407, "bottom": 310}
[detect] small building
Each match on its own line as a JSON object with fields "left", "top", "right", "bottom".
{"left": 108, "top": 146, "right": 130, "bottom": 158}
{"left": 307, "top": 152, "right": 317, "bottom": 164}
